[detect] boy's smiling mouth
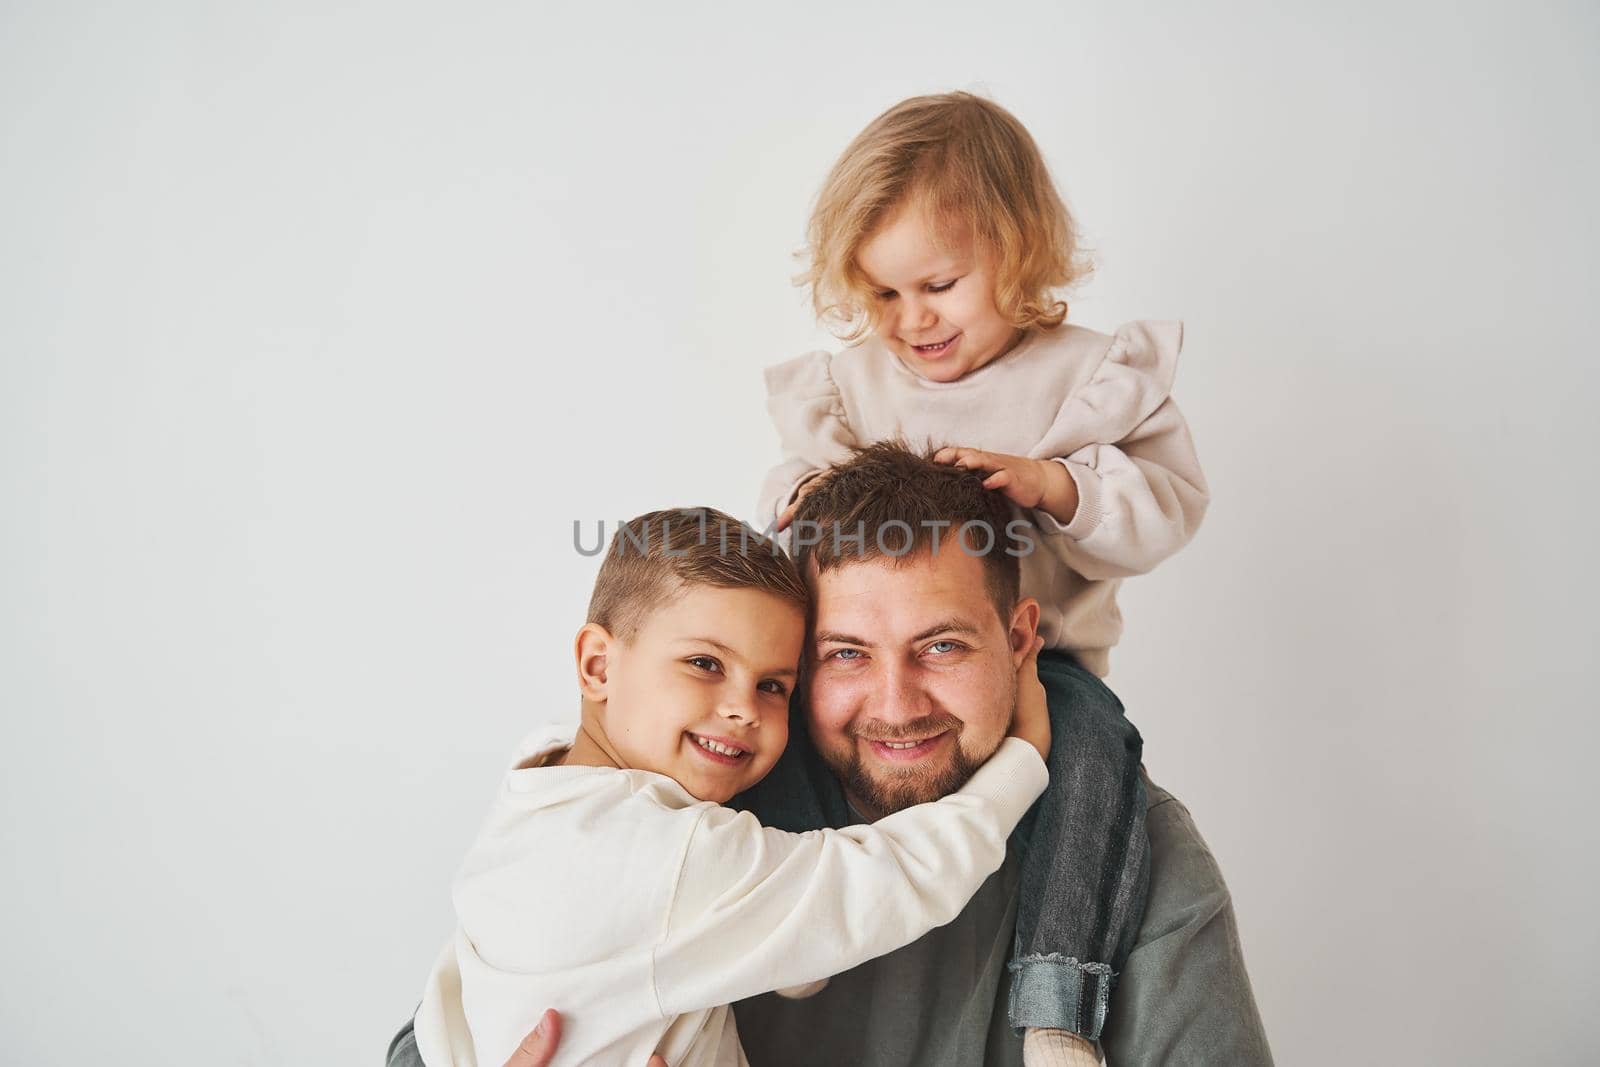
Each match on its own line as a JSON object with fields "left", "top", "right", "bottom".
{"left": 686, "top": 732, "right": 752, "bottom": 766}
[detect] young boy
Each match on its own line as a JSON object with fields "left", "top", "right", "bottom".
{"left": 410, "top": 506, "right": 1051, "bottom": 1067}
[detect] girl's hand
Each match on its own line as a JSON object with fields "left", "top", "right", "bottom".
{"left": 1006, "top": 637, "right": 1050, "bottom": 763}
{"left": 775, "top": 468, "right": 832, "bottom": 532}
{"left": 933, "top": 447, "right": 1049, "bottom": 508}
{"left": 933, "top": 447, "right": 1079, "bottom": 525}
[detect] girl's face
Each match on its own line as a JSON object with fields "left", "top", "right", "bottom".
{"left": 856, "top": 205, "right": 1025, "bottom": 383}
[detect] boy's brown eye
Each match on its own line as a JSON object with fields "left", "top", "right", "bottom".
{"left": 688, "top": 656, "right": 722, "bottom": 674}
{"left": 758, "top": 680, "right": 788, "bottom": 695}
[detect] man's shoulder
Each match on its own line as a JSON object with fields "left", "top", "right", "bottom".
{"left": 1104, "top": 776, "right": 1275, "bottom": 1064}
{"left": 1140, "top": 776, "right": 1235, "bottom": 934}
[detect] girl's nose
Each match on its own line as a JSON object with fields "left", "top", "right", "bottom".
{"left": 901, "top": 298, "right": 937, "bottom": 335}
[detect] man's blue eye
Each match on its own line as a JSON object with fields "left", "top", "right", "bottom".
{"left": 928, "top": 640, "right": 959, "bottom": 654}
{"left": 828, "top": 648, "right": 862, "bottom": 661}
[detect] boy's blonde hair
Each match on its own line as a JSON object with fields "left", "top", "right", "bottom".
{"left": 798, "top": 91, "right": 1091, "bottom": 342}
{"left": 586, "top": 507, "right": 807, "bottom": 642}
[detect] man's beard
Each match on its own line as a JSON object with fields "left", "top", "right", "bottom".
{"left": 824, "top": 711, "right": 997, "bottom": 817}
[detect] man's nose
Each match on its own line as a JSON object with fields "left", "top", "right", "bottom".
{"left": 871, "top": 659, "right": 933, "bottom": 724}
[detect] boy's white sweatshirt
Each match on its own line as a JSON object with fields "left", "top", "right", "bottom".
{"left": 412, "top": 725, "right": 1047, "bottom": 1067}
{"left": 757, "top": 320, "right": 1210, "bottom": 677}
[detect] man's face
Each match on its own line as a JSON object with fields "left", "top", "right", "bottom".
{"left": 803, "top": 546, "right": 1036, "bottom": 819}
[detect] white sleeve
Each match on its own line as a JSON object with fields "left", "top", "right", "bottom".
{"left": 1028, "top": 321, "right": 1210, "bottom": 580}
{"left": 649, "top": 737, "right": 1047, "bottom": 1015}
{"left": 755, "top": 350, "right": 860, "bottom": 528}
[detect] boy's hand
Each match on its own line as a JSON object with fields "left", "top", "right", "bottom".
{"left": 932, "top": 447, "right": 1079, "bottom": 525}
{"left": 775, "top": 468, "right": 832, "bottom": 532}
{"left": 1006, "top": 637, "right": 1050, "bottom": 763}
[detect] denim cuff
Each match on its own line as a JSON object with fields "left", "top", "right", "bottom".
{"left": 1006, "top": 954, "right": 1116, "bottom": 1040}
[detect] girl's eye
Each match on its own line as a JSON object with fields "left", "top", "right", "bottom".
{"left": 687, "top": 656, "right": 723, "bottom": 674}
{"left": 928, "top": 280, "right": 956, "bottom": 293}
{"left": 758, "top": 679, "right": 789, "bottom": 696}
{"left": 874, "top": 290, "right": 897, "bottom": 301}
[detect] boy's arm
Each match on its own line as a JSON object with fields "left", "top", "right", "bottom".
{"left": 650, "top": 738, "right": 1048, "bottom": 1016}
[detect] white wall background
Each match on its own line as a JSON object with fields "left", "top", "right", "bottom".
{"left": 3, "top": 2, "right": 1596, "bottom": 1063}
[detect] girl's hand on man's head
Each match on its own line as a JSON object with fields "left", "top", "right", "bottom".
{"left": 933, "top": 447, "right": 1049, "bottom": 508}
{"left": 776, "top": 468, "right": 833, "bottom": 532}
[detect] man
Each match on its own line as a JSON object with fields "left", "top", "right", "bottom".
{"left": 387, "top": 444, "right": 1271, "bottom": 1065}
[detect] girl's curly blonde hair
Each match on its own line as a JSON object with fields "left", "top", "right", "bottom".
{"left": 797, "top": 91, "right": 1092, "bottom": 342}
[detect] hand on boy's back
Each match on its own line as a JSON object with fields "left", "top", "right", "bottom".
{"left": 500, "top": 1009, "right": 669, "bottom": 1067}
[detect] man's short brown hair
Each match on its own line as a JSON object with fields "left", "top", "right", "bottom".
{"left": 789, "top": 441, "right": 1024, "bottom": 620}
{"left": 586, "top": 507, "right": 807, "bottom": 642}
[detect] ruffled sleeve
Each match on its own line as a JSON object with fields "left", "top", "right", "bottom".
{"left": 1026, "top": 321, "right": 1210, "bottom": 579}
{"left": 755, "top": 350, "right": 860, "bottom": 529}
{"left": 1031, "top": 321, "right": 1184, "bottom": 461}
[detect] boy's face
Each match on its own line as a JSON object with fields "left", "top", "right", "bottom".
{"left": 857, "top": 205, "right": 1024, "bottom": 384}
{"left": 597, "top": 585, "right": 802, "bottom": 804}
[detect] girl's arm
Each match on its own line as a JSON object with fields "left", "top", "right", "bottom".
{"left": 937, "top": 321, "right": 1210, "bottom": 580}
{"left": 1030, "top": 394, "right": 1209, "bottom": 580}
{"left": 756, "top": 350, "right": 860, "bottom": 531}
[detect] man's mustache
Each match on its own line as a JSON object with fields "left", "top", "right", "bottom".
{"left": 847, "top": 712, "right": 964, "bottom": 743}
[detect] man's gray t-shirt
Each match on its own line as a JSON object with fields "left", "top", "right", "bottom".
{"left": 384, "top": 779, "right": 1271, "bottom": 1066}
{"left": 730, "top": 777, "right": 1273, "bottom": 1066}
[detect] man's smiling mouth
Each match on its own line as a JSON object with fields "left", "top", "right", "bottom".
{"left": 862, "top": 731, "right": 951, "bottom": 761}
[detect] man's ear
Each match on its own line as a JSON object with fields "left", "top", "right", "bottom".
{"left": 574, "top": 622, "right": 614, "bottom": 701}
{"left": 1006, "top": 597, "right": 1042, "bottom": 667}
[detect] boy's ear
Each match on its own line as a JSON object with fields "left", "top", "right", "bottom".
{"left": 1006, "top": 597, "right": 1042, "bottom": 667}
{"left": 575, "top": 622, "right": 614, "bottom": 701}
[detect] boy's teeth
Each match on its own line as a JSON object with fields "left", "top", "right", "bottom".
{"left": 695, "top": 736, "right": 744, "bottom": 757}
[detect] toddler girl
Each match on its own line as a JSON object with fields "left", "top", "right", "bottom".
{"left": 757, "top": 91, "right": 1209, "bottom": 1065}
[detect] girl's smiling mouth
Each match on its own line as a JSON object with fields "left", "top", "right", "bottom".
{"left": 908, "top": 333, "right": 960, "bottom": 359}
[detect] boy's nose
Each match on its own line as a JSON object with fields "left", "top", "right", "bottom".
{"left": 716, "top": 693, "right": 759, "bottom": 726}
